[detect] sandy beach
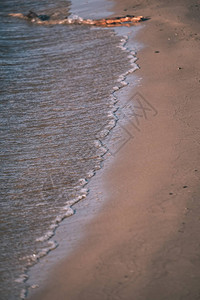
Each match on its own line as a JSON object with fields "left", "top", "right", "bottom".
{"left": 29, "top": 0, "right": 200, "bottom": 299}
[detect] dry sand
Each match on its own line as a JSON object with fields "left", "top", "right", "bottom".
{"left": 29, "top": 0, "right": 200, "bottom": 299}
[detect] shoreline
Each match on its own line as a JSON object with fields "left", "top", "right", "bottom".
{"left": 26, "top": 29, "right": 140, "bottom": 298}
{"left": 25, "top": 0, "right": 141, "bottom": 297}
{"left": 29, "top": 0, "right": 200, "bottom": 299}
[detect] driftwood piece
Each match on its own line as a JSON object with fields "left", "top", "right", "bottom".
{"left": 8, "top": 12, "right": 144, "bottom": 27}
{"left": 82, "top": 15, "right": 144, "bottom": 27}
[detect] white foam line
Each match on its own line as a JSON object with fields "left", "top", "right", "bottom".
{"left": 92, "top": 30, "right": 139, "bottom": 162}
{"left": 20, "top": 289, "right": 27, "bottom": 300}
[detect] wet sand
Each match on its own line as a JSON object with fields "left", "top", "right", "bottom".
{"left": 29, "top": 0, "right": 200, "bottom": 299}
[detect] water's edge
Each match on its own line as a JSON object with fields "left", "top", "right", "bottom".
{"left": 13, "top": 2, "right": 143, "bottom": 299}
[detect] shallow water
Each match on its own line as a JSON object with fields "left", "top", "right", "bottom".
{"left": 0, "top": 0, "right": 135, "bottom": 299}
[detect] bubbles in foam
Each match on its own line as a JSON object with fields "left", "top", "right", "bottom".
{"left": 15, "top": 274, "right": 28, "bottom": 284}
{"left": 70, "top": 14, "right": 83, "bottom": 22}
{"left": 131, "top": 50, "right": 136, "bottom": 55}
{"left": 113, "top": 86, "right": 119, "bottom": 91}
{"left": 20, "top": 289, "right": 26, "bottom": 300}
{"left": 87, "top": 170, "right": 95, "bottom": 178}
{"left": 108, "top": 119, "right": 116, "bottom": 128}
{"left": 36, "top": 231, "right": 54, "bottom": 242}
{"left": 80, "top": 188, "right": 88, "bottom": 195}
{"left": 94, "top": 140, "right": 101, "bottom": 148}
{"left": 117, "top": 75, "right": 125, "bottom": 82}
{"left": 120, "top": 81, "right": 128, "bottom": 87}
{"left": 79, "top": 178, "right": 87, "bottom": 186}
{"left": 107, "top": 111, "right": 115, "bottom": 118}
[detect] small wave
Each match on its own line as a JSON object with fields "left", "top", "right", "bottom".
{"left": 16, "top": 24, "right": 139, "bottom": 300}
